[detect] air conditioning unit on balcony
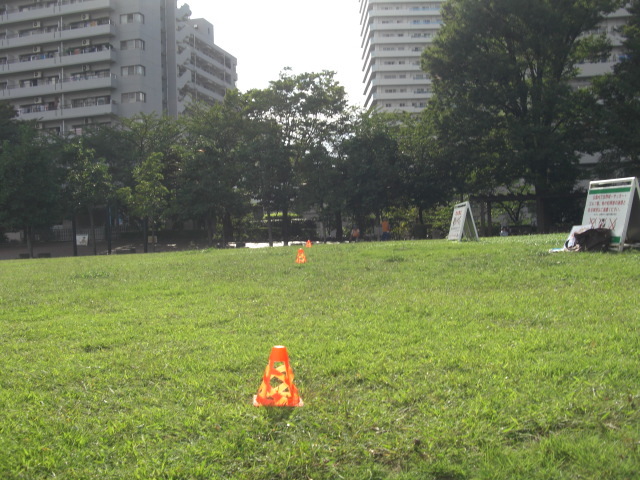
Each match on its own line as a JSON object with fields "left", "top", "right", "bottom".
{"left": 33, "top": 21, "right": 41, "bottom": 28}
{"left": 81, "top": 39, "right": 91, "bottom": 47}
{"left": 81, "top": 14, "right": 90, "bottom": 21}
{"left": 33, "top": 97, "right": 42, "bottom": 104}
{"left": 33, "top": 71, "right": 42, "bottom": 79}
{"left": 32, "top": 46, "right": 41, "bottom": 53}
{"left": 82, "top": 64, "right": 91, "bottom": 72}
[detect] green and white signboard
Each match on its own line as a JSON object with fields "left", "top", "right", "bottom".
{"left": 447, "top": 201, "right": 479, "bottom": 241}
{"left": 581, "top": 177, "right": 640, "bottom": 251}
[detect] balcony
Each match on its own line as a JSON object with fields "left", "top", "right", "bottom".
{"left": 0, "top": 45, "right": 116, "bottom": 74}
{"left": 0, "top": 73, "right": 117, "bottom": 100}
{"left": 368, "top": 9, "right": 441, "bottom": 21}
{"left": 370, "top": 21, "right": 442, "bottom": 32}
{"left": 369, "top": 49, "right": 423, "bottom": 59}
{"left": 373, "top": 75, "right": 430, "bottom": 87}
{"left": 0, "top": 22, "right": 115, "bottom": 49}
{"left": 0, "top": 0, "right": 111, "bottom": 26}
{"left": 17, "top": 99, "right": 118, "bottom": 122}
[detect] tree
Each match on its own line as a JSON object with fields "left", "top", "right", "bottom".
{"left": 422, "top": 0, "right": 625, "bottom": 231}
{"left": 119, "top": 113, "right": 183, "bottom": 167}
{"left": 297, "top": 142, "right": 347, "bottom": 241}
{"left": 178, "top": 94, "right": 250, "bottom": 246}
{"left": 64, "top": 140, "right": 113, "bottom": 255}
{"left": 393, "top": 111, "right": 457, "bottom": 223}
{"left": 339, "top": 111, "right": 405, "bottom": 234}
{"left": 119, "top": 153, "right": 169, "bottom": 252}
{"left": 117, "top": 114, "right": 184, "bottom": 220}
{"left": 240, "top": 118, "right": 292, "bottom": 246}
{"left": 247, "top": 69, "right": 350, "bottom": 244}
{"left": 593, "top": 0, "right": 640, "bottom": 176}
{"left": 0, "top": 101, "right": 20, "bottom": 151}
{"left": 0, "top": 124, "right": 63, "bottom": 257}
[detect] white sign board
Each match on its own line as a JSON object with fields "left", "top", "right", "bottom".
{"left": 581, "top": 177, "right": 640, "bottom": 251}
{"left": 447, "top": 202, "right": 479, "bottom": 241}
{"left": 76, "top": 234, "right": 89, "bottom": 246}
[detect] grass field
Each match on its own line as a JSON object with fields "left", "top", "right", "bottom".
{"left": 1, "top": 235, "right": 638, "bottom": 479}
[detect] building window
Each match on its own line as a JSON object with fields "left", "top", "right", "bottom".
{"left": 121, "top": 92, "right": 146, "bottom": 103}
{"left": 121, "top": 65, "right": 145, "bottom": 76}
{"left": 120, "top": 39, "right": 145, "bottom": 50}
{"left": 120, "top": 13, "right": 144, "bottom": 24}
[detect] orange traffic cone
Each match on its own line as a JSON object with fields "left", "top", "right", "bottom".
{"left": 295, "top": 248, "right": 307, "bottom": 264}
{"left": 253, "top": 345, "right": 303, "bottom": 407}
{"left": 305, "top": 240, "right": 312, "bottom": 247}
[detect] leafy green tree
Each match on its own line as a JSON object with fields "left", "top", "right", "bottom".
{"left": 67, "top": 115, "right": 183, "bottom": 246}
{"left": 297, "top": 143, "right": 347, "bottom": 241}
{"left": 116, "top": 114, "right": 184, "bottom": 223}
{"left": 393, "top": 111, "right": 456, "bottom": 224}
{"left": 79, "top": 123, "right": 136, "bottom": 189}
{"left": 0, "top": 101, "right": 20, "bottom": 151}
{"left": 240, "top": 118, "right": 292, "bottom": 246}
{"left": 247, "top": 69, "right": 350, "bottom": 244}
{"left": 0, "top": 125, "right": 63, "bottom": 256}
{"left": 422, "top": 0, "right": 624, "bottom": 231}
{"left": 119, "top": 113, "right": 183, "bottom": 166}
{"left": 339, "top": 111, "right": 405, "bottom": 234}
{"left": 64, "top": 140, "right": 113, "bottom": 255}
{"left": 593, "top": 0, "right": 640, "bottom": 176}
{"left": 178, "top": 94, "right": 250, "bottom": 246}
{"left": 119, "top": 153, "right": 169, "bottom": 252}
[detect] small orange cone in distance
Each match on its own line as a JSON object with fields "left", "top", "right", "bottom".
{"left": 295, "top": 248, "right": 307, "bottom": 264}
{"left": 253, "top": 345, "right": 303, "bottom": 407}
{"left": 306, "top": 240, "right": 312, "bottom": 247}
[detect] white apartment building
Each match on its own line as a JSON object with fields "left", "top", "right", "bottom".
{"left": 359, "top": 1, "right": 631, "bottom": 114}
{"left": 573, "top": 6, "right": 631, "bottom": 88}
{"left": 359, "top": 0, "right": 443, "bottom": 113}
{"left": 0, "top": 0, "right": 237, "bottom": 134}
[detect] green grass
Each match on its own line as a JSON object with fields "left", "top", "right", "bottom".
{"left": 1, "top": 235, "right": 639, "bottom": 479}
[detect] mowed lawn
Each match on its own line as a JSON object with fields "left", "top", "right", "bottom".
{"left": 0, "top": 236, "right": 638, "bottom": 479}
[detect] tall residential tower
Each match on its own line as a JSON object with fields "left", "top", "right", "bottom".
{"left": 0, "top": 0, "right": 237, "bottom": 134}
{"left": 359, "top": 0, "right": 443, "bottom": 113}
{"left": 359, "top": 1, "right": 630, "bottom": 114}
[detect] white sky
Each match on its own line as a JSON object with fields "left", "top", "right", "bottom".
{"left": 182, "top": 1, "right": 366, "bottom": 107}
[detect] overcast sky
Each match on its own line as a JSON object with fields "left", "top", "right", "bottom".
{"left": 183, "top": 1, "right": 366, "bottom": 107}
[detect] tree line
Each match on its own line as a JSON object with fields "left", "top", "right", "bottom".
{"left": 1, "top": 0, "right": 638, "bottom": 256}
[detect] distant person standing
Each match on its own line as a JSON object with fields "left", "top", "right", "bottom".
{"left": 350, "top": 226, "right": 360, "bottom": 243}
{"left": 381, "top": 219, "right": 391, "bottom": 241}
